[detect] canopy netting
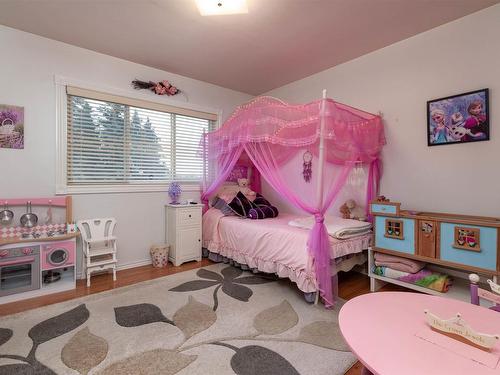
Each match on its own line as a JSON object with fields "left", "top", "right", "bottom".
{"left": 201, "top": 96, "right": 385, "bottom": 307}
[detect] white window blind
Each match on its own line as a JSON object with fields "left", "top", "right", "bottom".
{"left": 66, "top": 88, "right": 215, "bottom": 186}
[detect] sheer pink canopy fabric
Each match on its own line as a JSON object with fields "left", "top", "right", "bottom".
{"left": 201, "top": 97, "right": 385, "bottom": 307}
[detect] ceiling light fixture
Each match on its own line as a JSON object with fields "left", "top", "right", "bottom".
{"left": 195, "top": 0, "right": 248, "bottom": 16}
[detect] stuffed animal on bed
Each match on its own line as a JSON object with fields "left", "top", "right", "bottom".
{"left": 237, "top": 178, "right": 256, "bottom": 197}
{"left": 339, "top": 203, "right": 351, "bottom": 219}
{"left": 340, "top": 199, "right": 367, "bottom": 221}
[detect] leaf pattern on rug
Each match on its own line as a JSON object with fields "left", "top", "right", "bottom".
{"left": 0, "top": 356, "right": 57, "bottom": 374}
{"left": 0, "top": 305, "right": 89, "bottom": 375}
{"left": 0, "top": 266, "right": 355, "bottom": 375}
{"left": 97, "top": 349, "right": 196, "bottom": 375}
{"left": 169, "top": 266, "right": 276, "bottom": 311}
{"left": 298, "top": 321, "right": 350, "bottom": 351}
{"left": 253, "top": 300, "right": 298, "bottom": 335}
{"left": 61, "top": 327, "right": 109, "bottom": 375}
{"left": 28, "top": 304, "right": 90, "bottom": 346}
{"left": 0, "top": 329, "right": 13, "bottom": 347}
{"left": 230, "top": 345, "right": 300, "bottom": 375}
{"left": 114, "top": 303, "right": 174, "bottom": 327}
{"left": 173, "top": 296, "right": 216, "bottom": 339}
{"left": 0, "top": 363, "right": 35, "bottom": 374}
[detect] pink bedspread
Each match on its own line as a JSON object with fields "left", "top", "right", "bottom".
{"left": 202, "top": 208, "right": 371, "bottom": 293}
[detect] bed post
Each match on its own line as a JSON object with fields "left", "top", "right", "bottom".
{"left": 202, "top": 129, "right": 207, "bottom": 191}
{"left": 313, "top": 89, "right": 327, "bottom": 305}
{"left": 316, "top": 89, "right": 327, "bottom": 207}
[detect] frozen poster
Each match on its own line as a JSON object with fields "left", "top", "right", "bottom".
{"left": 0, "top": 104, "right": 24, "bottom": 149}
{"left": 427, "top": 89, "right": 489, "bottom": 146}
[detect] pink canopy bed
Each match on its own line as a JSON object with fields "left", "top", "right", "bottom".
{"left": 201, "top": 91, "right": 385, "bottom": 307}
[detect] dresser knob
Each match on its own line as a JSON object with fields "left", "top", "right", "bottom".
{"left": 189, "top": 214, "right": 192, "bottom": 218}
{"left": 198, "top": 239, "right": 201, "bottom": 242}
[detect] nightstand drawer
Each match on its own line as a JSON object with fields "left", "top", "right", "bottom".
{"left": 177, "top": 208, "right": 202, "bottom": 227}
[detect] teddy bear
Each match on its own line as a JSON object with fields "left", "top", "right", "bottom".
{"left": 339, "top": 203, "right": 351, "bottom": 219}
{"left": 237, "top": 178, "right": 256, "bottom": 197}
{"left": 340, "top": 199, "right": 367, "bottom": 221}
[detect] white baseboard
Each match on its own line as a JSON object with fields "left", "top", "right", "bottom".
{"left": 77, "top": 258, "right": 152, "bottom": 279}
{"left": 116, "top": 258, "right": 153, "bottom": 271}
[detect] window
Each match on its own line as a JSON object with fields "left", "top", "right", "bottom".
{"left": 385, "top": 219, "right": 404, "bottom": 240}
{"left": 61, "top": 86, "right": 216, "bottom": 192}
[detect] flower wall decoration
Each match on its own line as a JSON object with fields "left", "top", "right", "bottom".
{"left": 132, "top": 79, "right": 180, "bottom": 96}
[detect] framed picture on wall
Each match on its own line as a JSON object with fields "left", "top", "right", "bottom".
{"left": 427, "top": 88, "right": 489, "bottom": 146}
{"left": 0, "top": 104, "right": 24, "bottom": 149}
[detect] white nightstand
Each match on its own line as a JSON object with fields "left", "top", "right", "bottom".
{"left": 165, "top": 203, "right": 203, "bottom": 266}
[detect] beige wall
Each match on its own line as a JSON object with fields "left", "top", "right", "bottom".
{"left": 265, "top": 5, "right": 500, "bottom": 217}
{"left": 0, "top": 25, "right": 252, "bottom": 272}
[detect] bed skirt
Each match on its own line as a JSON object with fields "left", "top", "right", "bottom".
{"left": 202, "top": 247, "right": 318, "bottom": 303}
{"left": 202, "top": 247, "right": 368, "bottom": 303}
{"left": 203, "top": 239, "right": 318, "bottom": 293}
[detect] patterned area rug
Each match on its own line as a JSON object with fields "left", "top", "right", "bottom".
{"left": 0, "top": 264, "right": 356, "bottom": 374}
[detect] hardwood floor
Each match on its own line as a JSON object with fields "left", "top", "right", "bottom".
{"left": 0, "top": 259, "right": 409, "bottom": 374}
{"left": 0, "top": 259, "right": 212, "bottom": 317}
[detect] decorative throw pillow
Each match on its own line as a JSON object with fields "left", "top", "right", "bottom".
{"left": 211, "top": 196, "right": 235, "bottom": 216}
{"left": 228, "top": 191, "right": 254, "bottom": 217}
{"left": 248, "top": 205, "right": 279, "bottom": 219}
{"left": 252, "top": 193, "right": 272, "bottom": 206}
{"left": 247, "top": 193, "right": 279, "bottom": 219}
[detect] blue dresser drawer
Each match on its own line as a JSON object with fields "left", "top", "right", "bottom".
{"left": 374, "top": 216, "right": 416, "bottom": 255}
{"left": 370, "top": 203, "right": 400, "bottom": 216}
{"left": 439, "top": 223, "right": 497, "bottom": 271}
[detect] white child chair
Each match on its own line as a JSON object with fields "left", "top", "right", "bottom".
{"left": 77, "top": 218, "right": 118, "bottom": 287}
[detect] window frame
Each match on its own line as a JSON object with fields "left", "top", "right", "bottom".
{"left": 384, "top": 219, "right": 404, "bottom": 240}
{"left": 55, "top": 76, "right": 221, "bottom": 194}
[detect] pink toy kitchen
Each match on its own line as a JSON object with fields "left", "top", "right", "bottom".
{"left": 0, "top": 196, "right": 78, "bottom": 304}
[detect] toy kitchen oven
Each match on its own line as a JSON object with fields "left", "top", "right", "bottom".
{"left": 0, "top": 197, "right": 78, "bottom": 304}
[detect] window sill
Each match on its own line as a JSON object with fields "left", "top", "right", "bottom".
{"left": 56, "top": 183, "right": 202, "bottom": 195}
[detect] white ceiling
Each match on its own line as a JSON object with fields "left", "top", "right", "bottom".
{"left": 0, "top": 0, "right": 498, "bottom": 95}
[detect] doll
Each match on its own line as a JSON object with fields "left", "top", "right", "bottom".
{"left": 430, "top": 109, "right": 448, "bottom": 144}
{"left": 464, "top": 100, "right": 487, "bottom": 141}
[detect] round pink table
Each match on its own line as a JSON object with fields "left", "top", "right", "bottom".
{"left": 339, "top": 292, "right": 500, "bottom": 375}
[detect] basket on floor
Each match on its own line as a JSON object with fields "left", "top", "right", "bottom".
{"left": 150, "top": 244, "right": 169, "bottom": 268}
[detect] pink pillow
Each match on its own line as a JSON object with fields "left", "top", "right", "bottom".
{"left": 218, "top": 191, "right": 238, "bottom": 203}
